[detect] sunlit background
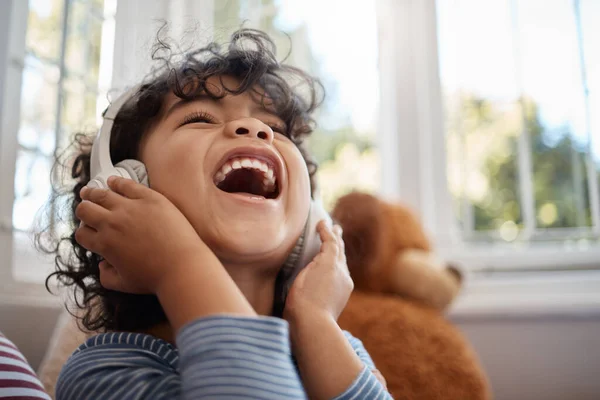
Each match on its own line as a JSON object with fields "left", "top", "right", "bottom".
{"left": 12, "top": 0, "right": 380, "bottom": 231}
{"left": 10, "top": 0, "right": 600, "bottom": 250}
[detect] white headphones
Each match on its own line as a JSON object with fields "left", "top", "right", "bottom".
{"left": 88, "top": 85, "right": 331, "bottom": 305}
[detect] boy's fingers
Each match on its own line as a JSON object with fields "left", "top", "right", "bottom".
{"left": 81, "top": 186, "right": 122, "bottom": 210}
{"left": 333, "top": 225, "right": 344, "bottom": 248}
{"left": 317, "top": 220, "right": 336, "bottom": 242}
{"left": 74, "top": 224, "right": 101, "bottom": 254}
{"left": 75, "top": 200, "right": 110, "bottom": 230}
{"left": 317, "top": 221, "right": 339, "bottom": 257}
{"left": 107, "top": 176, "right": 148, "bottom": 199}
{"left": 333, "top": 225, "right": 346, "bottom": 262}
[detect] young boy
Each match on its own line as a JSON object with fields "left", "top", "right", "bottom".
{"left": 44, "top": 28, "right": 390, "bottom": 399}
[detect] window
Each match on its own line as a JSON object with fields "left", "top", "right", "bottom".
{"left": 377, "top": 0, "right": 600, "bottom": 271}
{"left": 0, "top": 0, "right": 116, "bottom": 284}
{"left": 14, "top": 0, "right": 116, "bottom": 231}
{"left": 438, "top": 0, "right": 600, "bottom": 248}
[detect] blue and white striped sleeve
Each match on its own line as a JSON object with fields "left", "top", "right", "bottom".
{"left": 177, "top": 315, "right": 305, "bottom": 399}
{"left": 332, "top": 332, "right": 393, "bottom": 400}
{"left": 56, "top": 315, "right": 306, "bottom": 400}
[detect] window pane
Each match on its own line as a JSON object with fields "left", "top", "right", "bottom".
{"left": 18, "top": 122, "right": 56, "bottom": 157}
{"left": 64, "top": 0, "right": 87, "bottom": 75}
{"left": 516, "top": 0, "right": 592, "bottom": 230}
{"left": 11, "top": 0, "right": 116, "bottom": 256}
{"left": 214, "top": 0, "right": 380, "bottom": 210}
{"left": 83, "top": 92, "right": 99, "bottom": 129}
{"left": 26, "top": 0, "right": 65, "bottom": 61}
{"left": 581, "top": 0, "right": 600, "bottom": 227}
{"left": 87, "top": 17, "right": 104, "bottom": 84}
{"left": 446, "top": 98, "right": 524, "bottom": 237}
{"left": 438, "top": 0, "right": 600, "bottom": 243}
{"left": 19, "top": 56, "right": 59, "bottom": 150}
{"left": 13, "top": 151, "right": 53, "bottom": 231}
{"left": 65, "top": 0, "right": 104, "bottom": 82}
{"left": 91, "top": 0, "right": 105, "bottom": 14}
{"left": 438, "top": 0, "right": 524, "bottom": 240}
{"left": 61, "top": 77, "right": 87, "bottom": 143}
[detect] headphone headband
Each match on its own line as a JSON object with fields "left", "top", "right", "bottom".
{"left": 90, "top": 85, "right": 143, "bottom": 180}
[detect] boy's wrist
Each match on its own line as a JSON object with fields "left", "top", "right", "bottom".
{"left": 155, "top": 248, "right": 257, "bottom": 333}
{"left": 285, "top": 302, "right": 333, "bottom": 327}
{"left": 286, "top": 307, "right": 336, "bottom": 345}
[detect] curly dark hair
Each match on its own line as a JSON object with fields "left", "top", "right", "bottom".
{"left": 38, "top": 27, "right": 324, "bottom": 333}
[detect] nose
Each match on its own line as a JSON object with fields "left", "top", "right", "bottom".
{"left": 225, "top": 117, "right": 274, "bottom": 143}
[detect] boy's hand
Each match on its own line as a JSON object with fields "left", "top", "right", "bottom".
{"left": 283, "top": 221, "right": 354, "bottom": 322}
{"left": 75, "top": 176, "right": 208, "bottom": 294}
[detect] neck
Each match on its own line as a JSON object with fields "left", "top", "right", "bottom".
{"left": 144, "top": 262, "right": 279, "bottom": 345}
{"left": 224, "top": 261, "right": 279, "bottom": 316}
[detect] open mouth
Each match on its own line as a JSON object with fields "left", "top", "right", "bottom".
{"left": 213, "top": 156, "right": 279, "bottom": 199}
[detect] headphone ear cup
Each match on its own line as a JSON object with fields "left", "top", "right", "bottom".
{"left": 273, "top": 200, "right": 333, "bottom": 317}
{"left": 114, "top": 160, "right": 149, "bottom": 187}
{"left": 296, "top": 200, "right": 331, "bottom": 270}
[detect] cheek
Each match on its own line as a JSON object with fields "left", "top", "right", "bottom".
{"left": 283, "top": 146, "right": 311, "bottom": 194}
{"left": 141, "top": 133, "right": 211, "bottom": 195}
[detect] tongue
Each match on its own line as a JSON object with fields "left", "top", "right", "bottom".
{"left": 217, "top": 169, "right": 270, "bottom": 198}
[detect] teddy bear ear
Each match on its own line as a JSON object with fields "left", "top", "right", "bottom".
{"left": 446, "top": 263, "right": 464, "bottom": 286}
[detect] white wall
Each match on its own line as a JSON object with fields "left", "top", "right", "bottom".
{"left": 454, "top": 316, "right": 600, "bottom": 400}
{"left": 1, "top": 300, "right": 599, "bottom": 400}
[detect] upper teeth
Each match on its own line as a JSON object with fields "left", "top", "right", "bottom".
{"left": 214, "top": 156, "right": 277, "bottom": 189}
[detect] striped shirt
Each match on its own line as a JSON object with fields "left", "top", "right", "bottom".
{"left": 0, "top": 332, "right": 51, "bottom": 399}
{"left": 56, "top": 315, "right": 391, "bottom": 399}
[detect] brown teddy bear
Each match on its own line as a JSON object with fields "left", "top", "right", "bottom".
{"left": 333, "top": 191, "right": 491, "bottom": 400}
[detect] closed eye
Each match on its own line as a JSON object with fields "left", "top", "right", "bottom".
{"left": 269, "top": 124, "right": 287, "bottom": 135}
{"left": 180, "top": 111, "right": 216, "bottom": 127}
{"left": 263, "top": 120, "right": 287, "bottom": 135}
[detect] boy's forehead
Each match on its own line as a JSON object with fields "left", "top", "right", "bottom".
{"left": 160, "top": 75, "right": 278, "bottom": 116}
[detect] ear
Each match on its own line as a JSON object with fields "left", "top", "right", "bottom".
{"left": 388, "top": 249, "right": 462, "bottom": 311}
{"left": 447, "top": 262, "right": 464, "bottom": 287}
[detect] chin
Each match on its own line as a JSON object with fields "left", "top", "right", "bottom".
{"left": 212, "top": 222, "right": 296, "bottom": 265}
{"left": 195, "top": 145, "right": 310, "bottom": 264}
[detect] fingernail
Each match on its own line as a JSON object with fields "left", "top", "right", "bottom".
{"left": 80, "top": 186, "right": 89, "bottom": 197}
{"left": 107, "top": 176, "right": 117, "bottom": 185}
